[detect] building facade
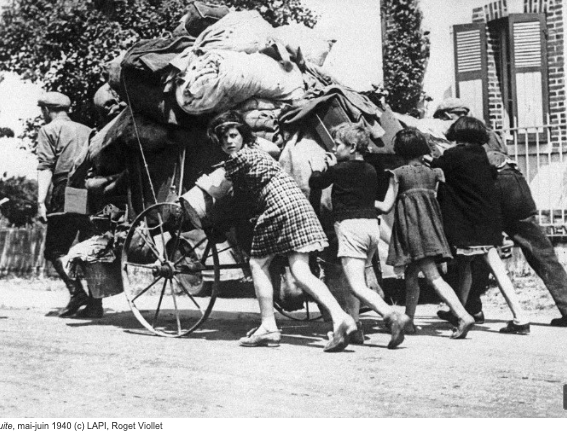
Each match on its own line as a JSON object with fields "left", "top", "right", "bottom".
{"left": 423, "top": 0, "right": 566, "bottom": 235}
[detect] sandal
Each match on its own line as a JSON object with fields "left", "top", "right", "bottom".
{"left": 239, "top": 327, "right": 281, "bottom": 347}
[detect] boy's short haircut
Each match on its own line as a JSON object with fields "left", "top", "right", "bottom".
{"left": 393, "top": 127, "right": 431, "bottom": 159}
{"left": 331, "top": 123, "right": 370, "bottom": 155}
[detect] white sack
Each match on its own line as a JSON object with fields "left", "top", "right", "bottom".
{"left": 175, "top": 50, "right": 305, "bottom": 115}
{"left": 192, "top": 10, "right": 274, "bottom": 54}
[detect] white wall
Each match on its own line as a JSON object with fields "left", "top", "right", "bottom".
{"left": 305, "top": 0, "right": 383, "bottom": 91}
{"left": 420, "top": 0, "right": 490, "bottom": 115}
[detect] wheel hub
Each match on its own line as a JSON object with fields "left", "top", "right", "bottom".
{"left": 153, "top": 261, "right": 175, "bottom": 279}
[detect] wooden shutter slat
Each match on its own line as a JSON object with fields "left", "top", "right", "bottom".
{"left": 513, "top": 20, "right": 542, "bottom": 68}
{"left": 453, "top": 23, "right": 488, "bottom": 121}
{"left": 508, "top": 13, "right": 548, "bottom": 127}
{"left": 456, "top": 28, "right": 482, "bottom": 74}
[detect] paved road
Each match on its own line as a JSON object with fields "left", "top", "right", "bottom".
{"left": 1, "top": 284, "right": 566, "bottom": 417}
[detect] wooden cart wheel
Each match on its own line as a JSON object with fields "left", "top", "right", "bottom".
{"left": 273, "top": 299, "right": 323, "bottom": 322}
{"left": 121, "top": 202, "right": 220, "bottom": 337}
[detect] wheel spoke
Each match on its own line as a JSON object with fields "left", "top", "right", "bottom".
{"left": 169, "top": 279, "right": 182, "bottom": 335}
{"left": 168, "top": 214, "right": 185, "bottom": 262}
{"left": 173, "top": 275, "right": 204, "bottom": 313}
{"left": 173, "top": 236, "right": 207, "bottom": 267}
{"left": 124, "top": 261, "right": 156, "bottom": 270}
{"left": 216, "top": 245, "right": 232, "bottom": 254}
{"left": 156, "top": 213, "right": 169, "bottom": 262}
{"left": 135, "top": 225, "right": 163, "bottom": 261}
{"left": 200, "top": 240, "right": 212, "bottom": 265}
{"left": 152, "top": 278, "right": 168, "bottom": 329}
{"left": 131, "top": 275, "right": 163, "bottom": 303}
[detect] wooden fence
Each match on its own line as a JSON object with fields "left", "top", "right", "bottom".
{"left": 0, "top": 226, "right": 52, "bottom": 276}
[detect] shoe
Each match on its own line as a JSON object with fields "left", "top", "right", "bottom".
{"left": 472, "top": 311, "right": 485, "bottom": 324}
{"left": 550, "top": 316, "right": 567, "bottom": 327}
{"left": 239, "top": 327, "right": 281, "bottom": 347}
{"left": 384, "top": 312, "right": 410, "bottom": 349}
{"left": 59, "top": 292, "right": 89, "bottom": 318}
{"left": 437, "top": 310, "right": 459, "bottom": 326}
{"left": 324, "top": 316, "right": 357, "bottom": 352}
{"left": 350, "top": 321, "right": 365, "bottom": 345}
{"left": 499, "top": 321, "right": 530, "bottom": 335}
{"left": 53, "top": 257, "right": 89, "bottom": 318}
{"left": 438, "top": 310, "right": 484, "bottom": 326}
{"left": 451, "top": 314, "right": 475, "bottom": 339}
{"left": 74, "top": 298, "right": 104, "bottom": 319}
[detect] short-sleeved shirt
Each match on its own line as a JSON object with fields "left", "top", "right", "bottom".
{"left": 36, "top": 113, "right": 92, "bottom": 176}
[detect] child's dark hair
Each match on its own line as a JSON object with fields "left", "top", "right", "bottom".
{"left": 207, "top": 110, "right": 255, "bottom": 148}
{"left": 331, "top": 123, "right": 370, "bottom": 155}
{"left": 445, "top": 116, "right": 489, "bottom": 145}
{"left": 393, "top": 127, "right": 431, "bottom": 159}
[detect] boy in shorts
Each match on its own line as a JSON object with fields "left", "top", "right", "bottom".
{"left": 309, "top": 123, "right": 410, "bottom": 349}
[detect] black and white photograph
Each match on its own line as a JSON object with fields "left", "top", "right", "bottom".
{"left": 0, "top": 0, "right": 565, "bottom": 422}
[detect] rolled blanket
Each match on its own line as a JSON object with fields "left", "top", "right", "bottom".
{"left": 236, "top": 97, "right": 290, "bottom": 112}
{"left": 175, "top": 50, "right": 305, "bottom": 115}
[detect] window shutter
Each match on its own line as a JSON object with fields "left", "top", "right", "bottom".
{"left": 453, "top": 23, "right": 489, "bottom": 122}
{"left": 508, "top": 13, "right": 548, "bottom": 127}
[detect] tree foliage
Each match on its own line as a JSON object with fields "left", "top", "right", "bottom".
{"left": 0, "top": 0, "right": 317, "bottom": 135}
{"left": 0, "top": 127, "right": 15, "bottom": 138}
{"left": 381, "top": 0, "right": 430, "bottom": 114}
{"left": 0, "top": 175, "right": 38, "bottom": 227}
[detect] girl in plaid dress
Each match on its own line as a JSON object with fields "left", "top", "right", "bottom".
{"left": 208, "top": 111, "right": 356, "bottom": 351}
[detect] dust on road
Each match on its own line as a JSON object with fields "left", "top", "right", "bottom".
{"left": 1, "top": 281, "right": 566, "bottom": 417}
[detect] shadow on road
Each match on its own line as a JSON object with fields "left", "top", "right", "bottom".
{"left": 60, "top": 308, "right": 530, "bottom": 348}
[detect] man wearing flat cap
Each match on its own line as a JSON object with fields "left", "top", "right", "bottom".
{"left": 37, "top": 91, "right": 103, "bottom": 318}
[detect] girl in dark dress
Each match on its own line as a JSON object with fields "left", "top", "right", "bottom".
{"left": 431, "top": 117, "right": 529, "bottom": 333}
{"left": 377, "top": 128, "right": 475, "bottom": 338}
{"left": 208, "top": 111, "right": 357, "bottom": 351}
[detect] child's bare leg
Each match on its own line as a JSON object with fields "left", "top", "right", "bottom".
{"left": 404, "top": 263, "right": 420, "bottom": 320}
{"left": 345, "top": 294, "right": 360, "bottom": 323}
{"left": 456, "top": 255, "right": 474, "bottom": 305}
{"left": 418, "top": 258, "right": 475, "bottom": 338}
{"left": 419, "top": 258, "right": 469, "bottom": 319}
{"left": 289, "top": 253, "right": 356, "bottom": 351}
{"left": 342, "top": 256, "right": 410, "bottom": 348}
{"left": 483, "top": 248, "right": 527, "bottom": 323}
{"left": 248, "top": 255, "right": 278, "bottom": 332}
{"left": 341, "top": 257, "right": 393, "bottom": 317}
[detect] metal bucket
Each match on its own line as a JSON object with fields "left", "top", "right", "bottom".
{"left": 83, "top": 260, "right": 124, "bottom": 299}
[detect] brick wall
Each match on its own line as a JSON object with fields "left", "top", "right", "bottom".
{"left": 546, "top": 0, "right": 566, "bottom": 129}
{"left": 471, "top": 0, "right": 565, "bottom": 132}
